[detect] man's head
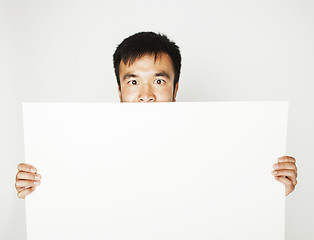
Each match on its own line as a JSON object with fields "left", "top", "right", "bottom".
{"left": 113, "top": 32, "right": 181, "bottom": 102}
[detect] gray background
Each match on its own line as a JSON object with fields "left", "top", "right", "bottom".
{"left": 1, "top": 0, "right": 313, "bottom": 239}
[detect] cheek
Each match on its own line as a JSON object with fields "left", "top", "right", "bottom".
{"left": 155, "top": 86, "right": 173, "bottom": 100}
{"left": 121, "top": 86, "right": 139, "bottom": 101}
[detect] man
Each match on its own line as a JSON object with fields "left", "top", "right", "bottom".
{"left": 15, "top": 31, "right": 298, "bottom": 198}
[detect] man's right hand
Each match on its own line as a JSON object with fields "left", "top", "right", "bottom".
{"left": 15, "top": 163, "right": 41, "bottom": 199}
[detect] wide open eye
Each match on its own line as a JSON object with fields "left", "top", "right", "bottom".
{"left": 154, "top": 79, "right": 165, "bottom": 84}
{"left": 127, "top": 80, "right": 138, "bottom": 85}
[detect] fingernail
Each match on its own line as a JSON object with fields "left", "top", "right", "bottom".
{"left": 34, "top": 181, "right": 39, "bottom": 185}
{"left": 274, "top": 164, "right": 279, "bottom": 169}
{"left": 272, "top": 170, "right": 277, "bottom": 175}
{"left": 31, "top": 168, "right": 37, "bottom": 173}
{"left": 35, "top": 175, "right": 41, "bottom": 180}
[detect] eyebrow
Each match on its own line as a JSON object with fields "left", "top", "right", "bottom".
{"left": 122, "top": 73, "right": 138, "bottom": 81}
{"left": 122, "top": 71, "right": 171, "bottom": 81}
{"left": 155, "top": 71, "right": 171, "bottom": 79}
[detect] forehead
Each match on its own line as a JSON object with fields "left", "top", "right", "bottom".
{"left": 119, "top": 53, "right": 175, "bottom": 78}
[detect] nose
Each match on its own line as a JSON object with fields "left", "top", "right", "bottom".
{"left": 137, "top": 84, "right": 156, "bottom": 102}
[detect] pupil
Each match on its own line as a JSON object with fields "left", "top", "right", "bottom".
{"left": 132, "top": 80, "right": 136, "bottom": 85}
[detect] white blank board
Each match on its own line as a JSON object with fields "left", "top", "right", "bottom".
{"left": 23, "top": 102, "right": 287, "bottom": 240}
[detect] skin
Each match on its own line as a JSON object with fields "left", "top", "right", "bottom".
{"left": 117, "top": 53, "right": 178, "bottom": 102}
{"left": 15, "top": 52, "right": 297, "bottom": 198}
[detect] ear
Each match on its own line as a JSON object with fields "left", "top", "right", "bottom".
{"left": 118, "top": 85, "right": 123, "bottom": 102}
{"left": 172, "top": 82, "right": 179, "bottom": 102}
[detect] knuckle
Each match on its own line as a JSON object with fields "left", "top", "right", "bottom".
{"left": 33, "top": 181, "right": 40, "bottom": 186}
{"left": 34, "top": 174, "right": 41, "bottom": 180}
{"left": 278, "top": 170, "right": 285, "bottom": 175}
{"left": 17, "top": 172, "right": 22, "bottom": 179}
{"left": 278, "top": 162, "right": 287, "bottom": 169}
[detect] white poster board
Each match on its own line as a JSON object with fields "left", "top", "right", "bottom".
{"left": 23, "top": 102, "right": 287, "bottom": 240}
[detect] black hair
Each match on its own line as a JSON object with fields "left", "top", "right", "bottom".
{"left": 113, "top": 31, "right": 181, "bottom": 94}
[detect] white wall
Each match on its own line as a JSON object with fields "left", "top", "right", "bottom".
{"left": 1, "top": 0, "right": 313, "bottom": 239}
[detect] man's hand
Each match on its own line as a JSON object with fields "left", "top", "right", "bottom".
{"left": 15, "top": 163, "right": 41, "bottom": 199}
{"left": 272, "top": 156, "right": 297, "bottom": 196}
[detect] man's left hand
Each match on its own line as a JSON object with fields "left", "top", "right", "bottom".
{"left": 272, "top": 156, "right": 298, "bottom": 196}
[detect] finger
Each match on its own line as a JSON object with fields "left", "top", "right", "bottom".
{"left": 272, "top": 169, "right": 296, "bottom": 178}
{"left": 272, "top": 169, "right": 297, "bottom": 185}
{"left": 273, "top": 162, "right": 297, "bottom": 172}
{"left": 277, "top": 156, "right": 296, "bottom": 163}
{"left": 274, "top": 176, "right": 295, "bottom": 196}
{"left": 15, "top": 180, "right": 41, "bottom": 189}
{"left": 16, "top": 172, "right": 41, "bottom": 181}
{"left": 273, "top": 162, "right": 298, "bottom": 179}
{"left": 17, "top": 187, "right": 36, "bottom": 199}
{"left": 16, "top": 186, "right": 26, "bottom": 192}
{"left": 17, "top": 163, "right": 37, "bottom": 173}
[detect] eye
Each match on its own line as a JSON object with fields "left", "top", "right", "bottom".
{"left": 154, "top": 79, "right": 165, "bottom": 84}
{"left": 127, "top": 80, "right": 138, "bottom": 85}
